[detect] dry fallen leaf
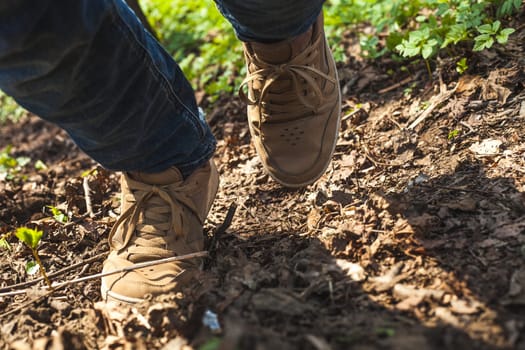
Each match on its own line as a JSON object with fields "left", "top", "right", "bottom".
{"left": 469, "top": 139, "right": 503, "bottom": 157}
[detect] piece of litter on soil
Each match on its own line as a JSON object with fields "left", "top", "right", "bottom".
{"left": 202, "top": 309, "right": 221, "bottom": 332}
{"left": 369, "top": 262, "right": 407, "bottom": 292}
{"left": 334, "top": 259, "right": 366, "bottom": 281}
{"left": 405, "top": 173, "right": 429, "bottom": 191}
{"left": 240, "top": 157, "right": 260, "bottom": 175}
{"left": 469, "top": 139, "right": 503, "bottom": 157}
{"left": 392, "top": 284, "right": 445, "bottom": 301}
{"left": 434, "top": 307, "right": 461, "bottom": 328}
{"left": 449, "top": 299, "right": 481, "bottom": 315}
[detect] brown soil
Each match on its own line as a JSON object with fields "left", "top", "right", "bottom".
{"left": 1, "top": 18, "right": 525, "bottom": 350}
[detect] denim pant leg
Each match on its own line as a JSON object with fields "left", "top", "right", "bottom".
{"left": 0, "top": 0, "right": 215, "bottom": 177}
{"left": 214, "top": 0, "right": 325, "bottom": 42}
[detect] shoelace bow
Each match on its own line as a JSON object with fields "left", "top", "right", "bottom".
{"left": 108, "top": 178, "right": 199, "bottom": 252}
{"left": 239, "top": 34, "right": 336, "bottom": 124}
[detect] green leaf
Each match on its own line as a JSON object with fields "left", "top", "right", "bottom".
{"left": 15, "top": 227, "right": 43, "bottom": 250}
{"left": 47, "top": 206, "right": 68, "bottom": 223}
{"left": 443, "top": 23, "right": 468, "bottom": 47}
{"left": 422, "top": 44, "right": 433, "bottom": 59}
{"left": 500, "top": 28, "right": 516, "bottom": 36}
{"left": 16, "top": 156, "right": 30, "bottom": 167}
{"left": 396, "top": 41, "right": 421, "bottom": 57}
{"left": 81, "top": 168, "right": 98, "bottom": 178}
{"left": 473, "top": 34, "right": 494, "bottom": 51}
{"left": 26, "top": 260, "right": 40, "bottom": 275}
{"left": 477, "top": 23, "right": 494, "bottom": 34}
{"left": 492, "top": 20, "right": 501, "bottom": 32}
{"left": 448, "top": 129, "right": 460, "bottom": 140}
{"left": 456, "top": 57, "right": 469, "bottom": 74}
{"left": 34, "top": 160, "right": 47, "bottom": 171}
{"left": 496, "top": 27, "right": 516, "bottom": 44}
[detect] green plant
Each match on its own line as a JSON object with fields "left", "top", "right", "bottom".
{"left": 46, "top": 205, "right": 69, "bottom": 224}
{"left": 326, "top": 0, "right": 521, "bottom": 62}
{"left": 139, "top": 0, "right": 243, "bottom": 100}
{"left": 396, "top": 27, "right": 439, "bottom": 59}
{"left": 0, "top": 90, "right": 26, "bottom": 124}
{"left": 0, "top": 145, "right": 30, "bottom": 181}
{"left": 360, "top": 35, "right": 387, "bottom": 59}
{"left": 448, "top": 129, "right": 460, "bottom": 139}
{"left": 14, "top": 227, "right": 52, "bottom": 288}
{"left": 34, "top": 159, "right": 48, "bottom": 171}
{"left": 497, "top": 0, "right": 522, "bottom": 16}
{"left": 1, "top": 227, "right": 52, "bottom": 287}
{"left": 456, "top": 57, "right": 469, "bottom": 74}
{"left": 473, "top": 20, "right": 515, "bottom": 51}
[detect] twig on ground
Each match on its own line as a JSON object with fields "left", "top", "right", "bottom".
{"left": 0, "top": 252, "right": 107, "bottom": 292}
{"left": 0, "top": 284, "right": 67, "bottom": 319}
{"left": 360, "top": 141, "right": 402, "bottom": 168}
{"left": 83, "top": 176, "right": 95, "bottom": 218}
{"left": 378, "top": 76, "right": 414, "bottom": 94}
{"left": 207, "top": 203, "right": 237, "bottom": 260}
{"left": 215, "top": 203, "right": 237, "bottom": 237}
{"left": 0, "top": 251, "right": 208, "bottom": 299}
{"left": 408, "top": 81, "right": 457, "bottom": 130}
{"left": 459, "top": 121, "right": 476, "bottom": 135}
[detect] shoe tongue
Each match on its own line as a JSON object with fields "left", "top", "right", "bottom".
{"left": 250, "top": 26, "right": 313, "bottom": 64}
{"left": 129, "top": 167, "right": 183, "bottom": 185}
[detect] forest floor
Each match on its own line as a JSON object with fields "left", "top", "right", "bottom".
{"left": 1, "top": 15, "right": 525, "bottom": 350}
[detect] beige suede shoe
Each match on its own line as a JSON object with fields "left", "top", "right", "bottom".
{"left": 240, "top": 13, "right": 341, "bottom": 188}
{"left": 100, "top": 160, "right": 219, "bottom": 303}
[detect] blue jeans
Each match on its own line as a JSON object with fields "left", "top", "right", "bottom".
{"left": 0, "top": 0, "right": 324, "bottom": 177}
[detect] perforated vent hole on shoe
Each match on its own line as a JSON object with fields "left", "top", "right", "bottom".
{"left": 280, "top": 126, "right": 305, "bottom": 146}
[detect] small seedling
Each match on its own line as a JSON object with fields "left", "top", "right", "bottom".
{"left": 81, "top": 168, "right": 98, "bottom": 178}
{"left": 25, "top": 260, "right": 40, "bottom": 275}
{"left": 34, "top": 159, "right": 48, "bottom": 171}
{"left": 456, "top": 58, "right": 468, "bottom": 75}
{"left": 14, "top": 227, "right": 52, "bottom": 288}
{"left": 46, "top": 205, "right": 69, "bottom": 224}
{"left": 448, "top": 129, "right": 460, "bottom": 140}
{"left": 0, "top": 145, "right": 30, "bottom": 180}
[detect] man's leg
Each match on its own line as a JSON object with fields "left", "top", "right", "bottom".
{"left": 0, "top": 0, "right": 218, "bottom": 303}
{"left": 215, "top": 0, "right": 341, "bottom": 187}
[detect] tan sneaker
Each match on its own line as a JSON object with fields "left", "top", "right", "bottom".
{"left": 240, "top": 13, "right": 341, "bottom": 188}
{"left": 100, "top": 160, "right": 219, "bottom": 303}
